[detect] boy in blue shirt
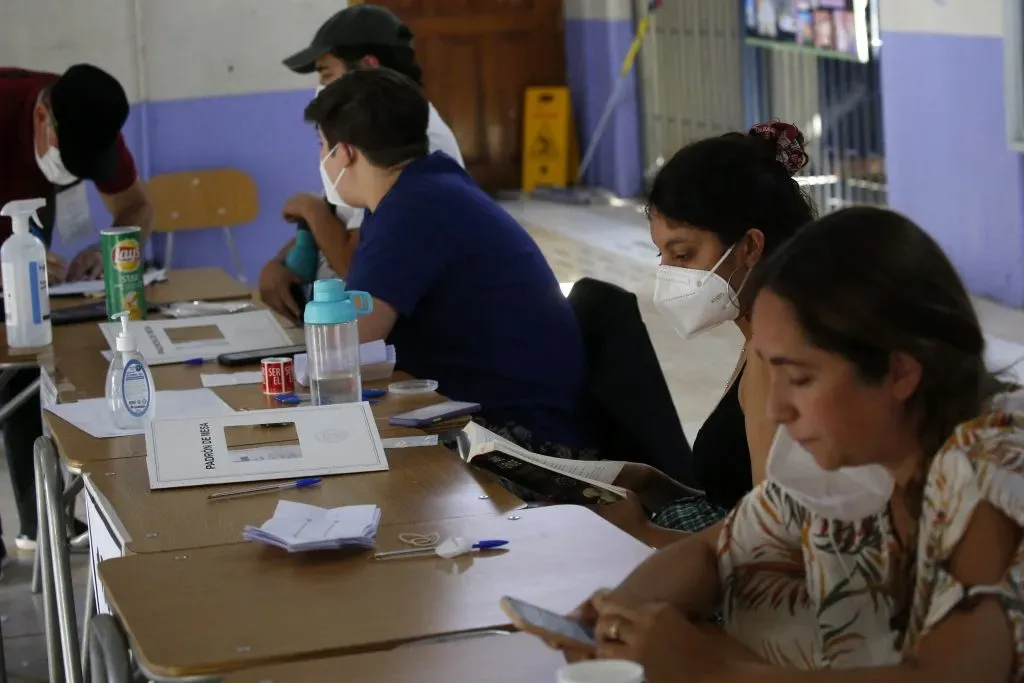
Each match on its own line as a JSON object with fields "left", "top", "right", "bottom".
{"left": 304, "top": 68, "right": 593, "bottom": 455}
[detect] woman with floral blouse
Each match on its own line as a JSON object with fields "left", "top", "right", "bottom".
{"left": 551, "top": 206, "right": 1024, "bottom": 683}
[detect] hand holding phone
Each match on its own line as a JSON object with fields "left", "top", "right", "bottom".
{"left": 500, "top": 595, "right": 597, "bottom": 655}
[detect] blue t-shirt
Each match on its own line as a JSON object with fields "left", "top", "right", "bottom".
{"left": 348, "top": 152, "right": 591, "bottom": 449}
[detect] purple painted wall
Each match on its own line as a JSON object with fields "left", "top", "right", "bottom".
{"left": 881, "top": 31, "right": 1024, "bottom": 307}
{"left": 53, "top": 90, "right": 320, "bottom": 285}
{"left": 50, "top": 22, "right": 647, "bottom": 280}
{"left": 565, "top": 18, "right": 644, "bottom": 198}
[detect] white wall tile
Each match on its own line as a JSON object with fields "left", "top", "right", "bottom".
{"left": 138, "top": 0, "right": 348, "bottom": 102}
{"left": 0, "top": 0, "right": 140, "bottom": 101}
{"left": 880, "top": 0, "right": 1003, "bottom": 39}
{"left": 564, "top": 0, "right": 633, "bottom": 22}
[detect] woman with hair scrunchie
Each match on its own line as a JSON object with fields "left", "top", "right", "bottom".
{"left": 598, "top": 120, "right": 816, "bottom": 547}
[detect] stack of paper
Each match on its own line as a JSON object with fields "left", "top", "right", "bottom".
{"left": 243, "top": 500, "right": 382, "bottom": 552}
{"left": 294, "top": 340, "right": 396, "bottom": 385}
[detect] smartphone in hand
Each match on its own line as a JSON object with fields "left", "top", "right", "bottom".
{"left": 500, "top": 596, "right": 597, "bottom": 652}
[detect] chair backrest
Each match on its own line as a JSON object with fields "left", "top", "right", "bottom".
{"left": 146, "top": 169, "right": 258, "bottom": 233}
{"left": 567, "top": 277, "right": 696, "bottom": 487}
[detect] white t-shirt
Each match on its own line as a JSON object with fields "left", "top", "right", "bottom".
{"left": 316, "top": 102, "right": 463, "bottom": 279}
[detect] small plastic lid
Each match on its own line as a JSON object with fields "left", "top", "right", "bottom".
{"left": 304, "top": 278, "right": 374, "bottom": 325}
{"left": 388, "top": 379, "right": 438, "bottom": 395}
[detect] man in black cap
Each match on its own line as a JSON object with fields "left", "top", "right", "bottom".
{"left": 0, "top": 63, "right": 153, "bottom": 561}
{"left": 258, "top": 4, "right": 463, "bottom": 322}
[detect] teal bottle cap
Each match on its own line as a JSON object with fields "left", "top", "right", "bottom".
{"left": 303, "top": 278, "right": 373, "bottom": 325}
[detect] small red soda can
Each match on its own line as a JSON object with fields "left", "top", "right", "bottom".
{"left": 261, "top": 357, "right": 294, "bottom": 396}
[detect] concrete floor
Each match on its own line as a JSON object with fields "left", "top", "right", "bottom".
{"left": 2, "top": 198, "right": 1024, "bottom": 680}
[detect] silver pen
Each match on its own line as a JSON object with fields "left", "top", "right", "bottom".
{"left": 208, "top": 477, "right": 322, "bottom": 501}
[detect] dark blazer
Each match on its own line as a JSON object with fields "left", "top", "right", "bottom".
{"left": 567, "top": 277, "right": 695, "bottom": 486}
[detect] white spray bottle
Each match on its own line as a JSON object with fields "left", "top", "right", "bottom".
{"left": 105, "top": 312, "right": 156, "bottom": 430}
{"left": 0, "top": 198, "right": 51, "bottom": 348}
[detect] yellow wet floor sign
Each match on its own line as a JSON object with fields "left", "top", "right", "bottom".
{"left": 521, "top": 86, "right": 579, "bottom": 192}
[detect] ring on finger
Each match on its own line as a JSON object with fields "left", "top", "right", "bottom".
{"left": 607, "top": 618, "right": 622, "bottom": 642}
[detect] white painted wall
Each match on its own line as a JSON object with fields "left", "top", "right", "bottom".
{"left": 880, "top": 0, "right": 1003, "bottom": 38}
{"left": 0, "top": 0, "right": 351, "bottom": 103}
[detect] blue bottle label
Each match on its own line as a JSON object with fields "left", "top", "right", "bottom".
{"left": 121, "top": 359, "right": 151, "bottom": 417}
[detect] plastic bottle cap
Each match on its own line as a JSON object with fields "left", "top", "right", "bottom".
{"left": 1, "top": 198, "right": 46, "bottom": 235}
{"left": 388, "top": 379, "right": 439, "bottom": 395}
{"left": 303, "top": 278, "right": 374, "bottom": 325}
{"left": 112, "top": 312, "right": 137, "bottom": 352}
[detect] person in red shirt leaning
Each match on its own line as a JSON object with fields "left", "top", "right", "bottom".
{"left": 0, "top": 63, "right": 153, "bottom": 564}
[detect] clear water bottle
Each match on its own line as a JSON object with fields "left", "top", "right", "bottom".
{"left": 304, "top": 279, "right": 373, "bottom": 405}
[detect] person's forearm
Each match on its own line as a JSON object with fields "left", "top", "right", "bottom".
{"left": 112, "top": 201, "right": 154, "bottom": 245}
{"left": 610, "top": 524, "right": 722, "bottom": 618}
{"left": 640, "top": 523, "right": 688, "bottom": 549}
{"left": 728, "top": 663, "right": 927, "bottom": 683}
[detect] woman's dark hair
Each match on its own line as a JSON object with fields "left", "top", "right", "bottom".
{"left": 751, "top": 206, "right": 1011, "bottom": 460}
{"left": 646, "top": 121, "right": 815, "bottom": 257}
{"left": 332, "top": 44, "right": 423, "bottom": 86}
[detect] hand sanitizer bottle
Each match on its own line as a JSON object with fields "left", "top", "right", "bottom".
{"left": 0, "top": 198, "right": 51, "bottom": 348}
{"left": 105, "top": 312, "right": 156, "bottom": 430}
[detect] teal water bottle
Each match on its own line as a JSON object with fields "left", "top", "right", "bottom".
{"left": 304, "top": 279, "right": 373, "bottom": 405}
{"left": 283, "top": 221, "right": 319, "bottom": 282}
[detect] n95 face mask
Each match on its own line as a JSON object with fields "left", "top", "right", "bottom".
{"left": 766, "top": 426, "right": 894, "bottom": 522}
{"left": 319, "top": 145, "right": 346, "bottom": 207}
{"left": 653, "top": 244, "right": 744, "bottom": 339}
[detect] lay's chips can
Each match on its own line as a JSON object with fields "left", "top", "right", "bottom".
{"left": 101, "top": 227, "right": 147, "bottom": 320}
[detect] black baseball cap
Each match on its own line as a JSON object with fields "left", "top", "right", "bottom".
{"left": 48, "top": 64, "right": 129, "bottom": 182}
{"left": 283, "top": 5, "right": 413, "bottom": 74}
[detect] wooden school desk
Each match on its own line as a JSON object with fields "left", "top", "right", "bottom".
{"left": 82, "top": 446, "right": 521, "bottom": 555}
{"left": 100, "top": 505, "right": 651, "bottom": 679}
{"left": 222, "top": 632, "right": 567, "bottom": 683}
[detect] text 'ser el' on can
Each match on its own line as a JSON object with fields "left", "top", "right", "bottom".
{"left": 261, "top": 357, "right": 295, "bottom": 396}
{"left": 101, "top": 226, "right": 147, "bottom": 321}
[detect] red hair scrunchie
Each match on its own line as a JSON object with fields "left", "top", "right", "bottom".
{"left": 749, "top": 120, "right": 808, "bottom": 175}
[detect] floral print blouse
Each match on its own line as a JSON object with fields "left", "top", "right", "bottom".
{"left": 717, "top": 394, "right": 1024, "bottom": 675}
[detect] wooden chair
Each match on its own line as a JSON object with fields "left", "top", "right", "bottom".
{"left": 146, "top": 169, "right": 258, "bottom": 282}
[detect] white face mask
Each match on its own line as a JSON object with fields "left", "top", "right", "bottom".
{"left": 318, "top": 145, "right": 346, "bottom": 206}
{"left": 35, "top": 144, "right": 78, "bottom": 187}
{"left": 653, "top": 244, "right": 746, "bottom": 339}
{"left": 766, "top": 426, "right": 894, "bottom": 522}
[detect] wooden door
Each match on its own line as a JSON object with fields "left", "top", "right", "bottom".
{"left": 370, "top": 0, "right": 566, "bottom": 191}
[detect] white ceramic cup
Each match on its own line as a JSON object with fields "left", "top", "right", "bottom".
{"left": 556, "top": 659, "right": 645, "bottom": 683}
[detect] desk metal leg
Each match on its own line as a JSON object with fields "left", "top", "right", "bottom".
{"left": 80, "top": 567, "right": 95, "bottom": 678}
{"left": 35, "top": 447, "right": 62, "bottom": 683}
{"left": 39, "top": 438, "right": 82, "bottom": 683}
{"left": 0, "top": 377, "right": 39, "bottom": 424}
{"left": 86, "top": 615, "right": 131, "bottom": 683}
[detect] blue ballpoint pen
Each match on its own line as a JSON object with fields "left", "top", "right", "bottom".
{"left": 184, "top": 357, "right": 206, "bottom": 366}
{"left": 373, "top": 539, "right": 509, "bottom": 560}
{"left": 208, "top": 477, "right": 322, "bottom": 500}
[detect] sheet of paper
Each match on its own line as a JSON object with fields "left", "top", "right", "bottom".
{"left": 294, "top": 341, "right": 395, "bottom": 386}
{"left": 243, "top": 501, "right": 382, "bottom": 552}
{"left": 45, "top": 389, "right": 235, "bottom": 439}
{"left": 55, "top": 182, "right": 94, "bottom": 244}
{"left": 49, "top": 269, "right": 168, "bottom": 297}
{"left": 200, "top": 371, "right": 262, "bottom": 388}
{"left": 145, "top": 402, "right": 388, "bottom": 489}
{"left": 97, "top": 310, "right": 292, "bottom": 365}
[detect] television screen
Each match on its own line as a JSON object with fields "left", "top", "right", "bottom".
{"left": 745, "top": 0, "right": 872, "bottom": 63}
